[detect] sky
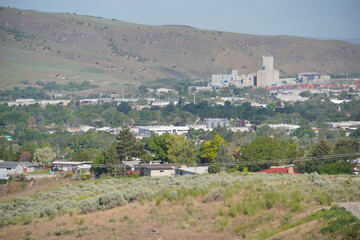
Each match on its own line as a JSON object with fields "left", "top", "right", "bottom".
{"left": 0, "top": 0, "right": 359, "bottom": 41}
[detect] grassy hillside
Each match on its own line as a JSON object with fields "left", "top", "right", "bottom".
{"left": 0, "top": 173, "right": 359, "bottom": 239}
{"left": 0, "top": 7, "right": 360, "bottom": 92}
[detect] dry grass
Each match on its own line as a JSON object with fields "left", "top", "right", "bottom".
{"left": 0, "top": 174, "right": 359, "bottom": 239}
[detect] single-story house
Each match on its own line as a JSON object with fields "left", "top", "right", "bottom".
{"left": 0, "top": 161, "right": 38, "bottom": 177}
{"left": 258, "top": 165, "right": 299, "bottom": 174}
{"left": 137, "top": 164, "right": 177, "bottom": 177}
{"left": 176, "top": 166, "right": 208, "bottom": 175}
{"left": 52, "top": 161, "right": 92, "bottom": 175}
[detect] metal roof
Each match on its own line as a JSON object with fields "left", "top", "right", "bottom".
{"left": 0, "top": 161, "right": 37, "bottom": 169}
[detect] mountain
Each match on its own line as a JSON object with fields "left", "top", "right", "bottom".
{"left": 0, "top": 7, "right": 360, "bottom": 91}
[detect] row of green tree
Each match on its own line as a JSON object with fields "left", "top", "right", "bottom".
{"left": 90, "top": 128, "right": 359, "bottom": 175}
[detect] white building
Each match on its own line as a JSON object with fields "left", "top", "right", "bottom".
{"left": 52, "top": 161, "right": 92, "bottom": 175}
{"left": 267, "top": 124, "right": 300, "bottom": 133}
{"left": 138, "top": 126, "right": 189, "bottom": 137}
{"left": 256, "top": 56, "right": 280, "bottom": 87}
{"left": 176, "top": 166, "right": 208, "bottom": 175}
{"left": 211, "top": 70, "right": 239, "bottom": 88}
{"left": 210, "top": 56, "right": 279, "bottom": 88}
{"left": 0, "top": 162, "right": 38, "bottom": 176}
{"left": 204, "top": 118, "right": 230, "bottom": 129}
{"left": 137, "top": 164, "right": 177, "bottom": 177}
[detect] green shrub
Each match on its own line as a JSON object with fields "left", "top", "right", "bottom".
{"left": 202, "top": 187, "right": 224, "bottom": 203}
{"left": 0, "top": 179, "right": 8, "bottom": 184}
{"left": 264, "top": 191, "right": 280, "bottom": 209}
{"left": 208, "top": 163, "right": 221, "bottom": 174}
{"left": 50, "top": 228, "right": 74, "bottom": 236}
{"left": 315, "top": 192, "right": 332, "bottom": 206}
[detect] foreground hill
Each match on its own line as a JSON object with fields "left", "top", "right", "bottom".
{"left": 0, "top": 7, "right": 360, "bottom": 91}
{"left": 0, "top": 173, "right": 359, "bottom": 239}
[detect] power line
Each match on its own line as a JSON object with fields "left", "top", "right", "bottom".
{"left": 88, "top": 152, "right": 359, "bottom": 168}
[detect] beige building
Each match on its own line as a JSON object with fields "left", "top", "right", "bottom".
{"left": 138, "top": 164, "right": 176, "bottom": 177}
{"left": 256, "top": 56, "right": 280, "bottom": 87}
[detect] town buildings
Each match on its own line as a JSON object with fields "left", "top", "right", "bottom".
{"left": 210, "top": 56, "right": 280, "bottom": 88}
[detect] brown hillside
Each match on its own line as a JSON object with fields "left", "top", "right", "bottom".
{"left": 0, "top": 7, "right": 360, "bottom": 89}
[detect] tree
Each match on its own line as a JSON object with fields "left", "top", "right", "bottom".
{"left": 350, "top": 128, "right": 360, "bottom": 138}
{"left": 32, "top": 147, "right": 56, "bottom": 166}
{"left": 117, "top": 102, "right": 132, "bottom": 114}
{"left": 303, "top": 140, "right": 332, "bottom": 173}
{"left": 256, "top": 125, "right": 275, "bottom": 137}
{"left": 241, "top": 137, "right": 301, "bottom": 171}
{"left": 0, "top": 145, "right": 8, "bottom": 160}
{"left": 299, "top": 91, "right": 312, "bottom": 98}
{"left": 116, "top": 128, "right": 143, "bottom": 162}
{"left": 138, "top": 85, "right": 148, "bottom": 97}
{"left": 18, "top": 150, "right": 32, "bottom": 162}
{"left": 103, "top": 143, "right": 119, "bottom": 165}
{"left": 103, "top": 143, "right": 124, "bottom": 176}
{"left": 7, "top": 145, "right": 16, "bottom": 161}
{"left": 318, "top": 162, "right": 354, "bottom": 175}
{"left": 145, "top": 133, "right": 170, "bottom": 161}
{"left": 166, "top": 135, "right": 198, "bottom": 165}
{"left": 214, "top": 144, "right": 235, "bottom": 170}
{"left": 201, "top": 135, "right": 226, "bottom": 163}
{"left": 291, "top": 126, "right": 316, "bottom": 139}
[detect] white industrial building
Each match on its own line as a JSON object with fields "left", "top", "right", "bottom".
{"left": 138, "top": 125, "right": 189, "bottom": 137}
{"left": 211, "top": 70, "right": 239, "bottom": 88}
{"left": 256, "top": 56, "right": 280, "bottom": 87}
{"left": 204, "top": 118, "right": 230, "bottom": 128}
{"left": 210, "top": 56, "right": 280, "bottom": 88}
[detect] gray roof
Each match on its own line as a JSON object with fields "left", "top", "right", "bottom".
{"left": 0, "top": 161, "right": 37, "bottom": 169}
{"left": 140, "top": 164, "right": 176, "bottom": 170}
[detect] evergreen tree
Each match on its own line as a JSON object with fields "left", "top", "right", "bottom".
{"left": 116, "top": 128, "right": 143, "bottom": 162}
{"left": 214, "top": 144, "right": 234, "bottom": 168}
{"left": 305, "top": 140, "right": 332, "bottom": 173}
{"left": 104, "top": 143, "right": 119, "bottom": 165}
{"left": 117, "top": 102, "right": 132, "bottom": 114}
{"left": 7, "top": 145, "right": 16, "bottom": 161}
{"left": 0, "top": 145, "right": 8, "bottom": 160}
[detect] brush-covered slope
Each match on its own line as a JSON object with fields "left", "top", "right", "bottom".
{"left": 0, "top": 7, "right": 360, "bottom": 90}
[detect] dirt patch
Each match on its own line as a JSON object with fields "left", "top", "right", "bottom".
{"left": 0, "top": 177, "right": 65, "bottom": 201}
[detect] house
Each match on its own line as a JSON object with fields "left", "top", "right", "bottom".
{"left": 137, "top": 164, "right": 177, "bottom": 177}
{"left": 0, "top": 161, "right": 38, "bottom": 177}
{"left": 258, "top": 165, "right": 299, "bottom": 174}
{"left": 52, "top": 161, "right": 92, "bottom": 175}
{"left": 176, "top": 166, "right": 208, "bottom": 175}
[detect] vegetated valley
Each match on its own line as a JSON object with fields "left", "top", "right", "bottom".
{"left": 1, "top": 173, "right": 360, "bottom": 240}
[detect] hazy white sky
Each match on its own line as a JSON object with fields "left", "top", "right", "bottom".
{"left": 1, "top": 0, "right": 359, "bottom": 40}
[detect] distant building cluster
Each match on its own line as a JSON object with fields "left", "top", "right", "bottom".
{"left": 210, "top": 56, "right": 279, "bottom": 88}
{"left": 210, "top": 56, "right": 332, "bottom": 88}
{"left": 297, "top": 73, "right": 330, "bottom": 83}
